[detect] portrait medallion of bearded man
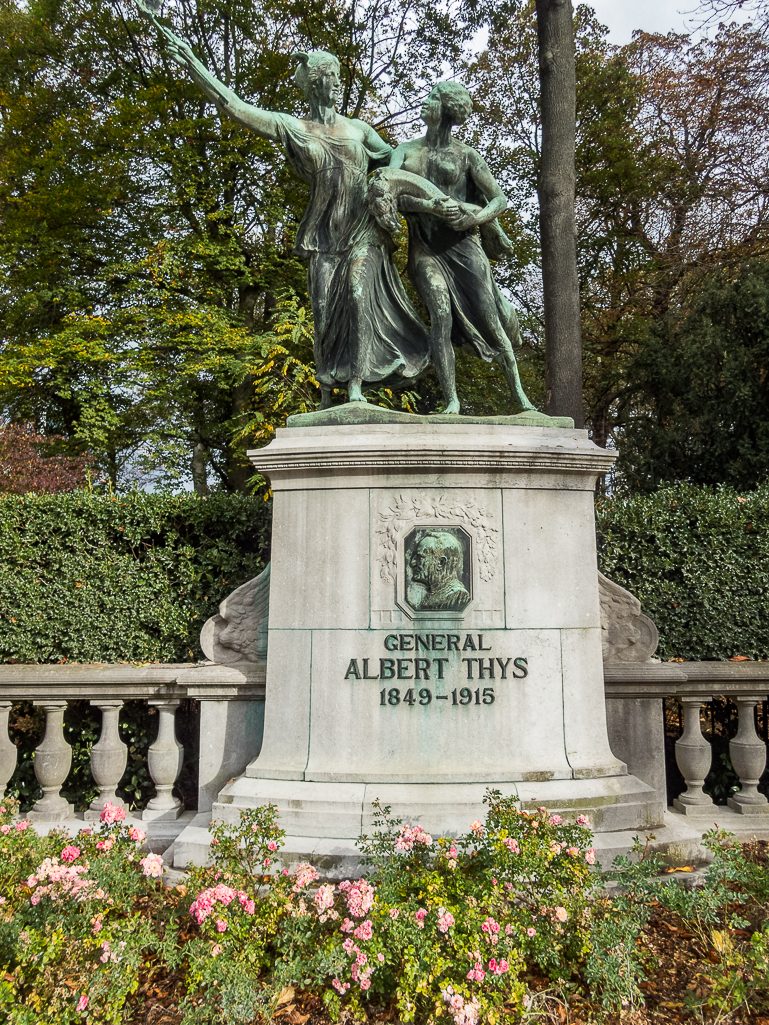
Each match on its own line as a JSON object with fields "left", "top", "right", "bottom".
{"left": 407, "top": 531, "right": 471, "bottom": 612}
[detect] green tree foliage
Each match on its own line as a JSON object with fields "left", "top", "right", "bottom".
{"left": 0, "top": 491, "right": 271, "bottom": 662}
{"left": 617, "top": 263, "right": 769, "bottom": 490}
{"left": 596, "top": 482, "right": 769, "bottom": 661}
{"left": 470, "top": 9, "right": 769, "bottom": 486}
{"left": 3, "top": 0, "right": 769, "bottom": 489}
{"left": 0, "top": 0, "right": 471, "bottom": 490}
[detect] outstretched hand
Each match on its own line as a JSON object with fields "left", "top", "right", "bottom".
{"left": 134, "top": 0, "right": 196, "bottom": 69}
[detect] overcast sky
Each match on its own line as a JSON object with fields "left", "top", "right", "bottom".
{"left": 586, "top": 0, "right": 748, "bottom": 44}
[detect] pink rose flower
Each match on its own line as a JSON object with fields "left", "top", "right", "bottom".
{"left": 577, "top": 814, "right": 590, "bottom": 827}
{"left": 139, "top": 853, "right": 164, "bottom": 878}
{"left": 585, "top": 848, "right": 596, "bottom": 865}
{"left": 99, "top": 802, "right": 126, "bottom": 825}
{"left": 77, "top": 996, "right": 88, "bottom": 1011}
{"left": 527, "top": 927, "right": 537, "bottom": 937}
{"left": 555, "top": 906, "right": 568, "bottom": 922}
{"left": 216, "top": 919, "right": 227, "bottom": 932}
{"left": 438, "top": 912, "right": 455, "bottom": 934}
{"left": 389, "top": 907, "right": 399, "bottom": 919}
{"left": 129, "top": 827, "right": 146, "bottom": 843}
{"left": 267, "top": 841, "right": 277, "bottom": 851}
{"left": 61, "top": 845, "right": 80, "bottom": 863}
{"left": 549, "top": 814, "right": 563, "bottom": 825}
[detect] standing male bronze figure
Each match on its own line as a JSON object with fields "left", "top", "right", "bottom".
{"left": 389, "top": 82, "right": 534, "bottom": 415}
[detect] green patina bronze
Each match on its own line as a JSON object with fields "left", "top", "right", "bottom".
{"left": 135, "top": 6, "right": 551, "bottom": 421}
{"left": 286, "top": 404, "right": 573, "bottom": 429}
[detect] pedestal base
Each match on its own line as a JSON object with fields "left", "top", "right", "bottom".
{"left": 28, "top": 802, "right": 74, "bottom": 823}
{"left": 237, "top": 417, "right": 655, "bottom": 844}
{"left": 727, "top": 795, "right": 769, "bottom": 814}
{"left": 215, "top": 773, "right": 659, "bottom": 841}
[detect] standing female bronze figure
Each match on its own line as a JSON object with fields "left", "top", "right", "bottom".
{"left": 389, "top": 81, "right": 534, "bottom": 415}
{"left": 137, "top": 7, "right": 430, "bottom": 406}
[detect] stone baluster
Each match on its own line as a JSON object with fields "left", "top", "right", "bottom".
{"left": 0, "top": 702, "right": 17, "bottom": 799}
{"left": 143, "top": 699, "right": 183, "bottom": 820}
{"left": 673, "top": 696, "right": 715, "bottom": 814}
{"left": 28, "top": 702, "right": 73, "bottom": 821}
{"left": 727, "top": 695, "right": 769, "bottom": 814}
{"left": 85, "top": 701, "right": 128, "bottom": 821}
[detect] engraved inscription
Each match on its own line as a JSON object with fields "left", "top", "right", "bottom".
{"left": 343, "top": 633, "right": 528, "bottom": 710}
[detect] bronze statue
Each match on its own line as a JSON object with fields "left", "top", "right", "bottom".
{"left": 136, "top": 4, "right": 429, "bottom": 407}
{"left": 408, "top": 531, "right": 470, "bottom": 611}
{"left": 388, "top": 82, "right": 534, "bottom": 415}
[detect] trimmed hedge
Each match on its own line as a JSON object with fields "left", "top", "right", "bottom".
{"left": 0, "top": 492, "right": 270, "bottom": 663}
{"left": 1, "top": 483, "right": 767, "bottom": 665}
{"left": 596, "top": 482, "right": 769, "bottom": 661}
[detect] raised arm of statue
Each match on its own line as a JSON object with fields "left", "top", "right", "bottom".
{"left": 135, "top": 0, "right": 284, "bottom": 142}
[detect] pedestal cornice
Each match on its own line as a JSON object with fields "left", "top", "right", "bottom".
{"left": 249, "top": 423, "right": 616, "bottom": 491}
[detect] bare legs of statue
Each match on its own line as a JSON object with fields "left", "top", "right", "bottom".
{"left": 411, "top": 261, "right": 460, "bottom": 414}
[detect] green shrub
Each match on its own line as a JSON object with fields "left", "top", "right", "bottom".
{"left": 0, "top": 491, "right": 270, "bottom": 664}
{"left": 0, "top": 800, "right": 185, "bottom": 1024}
{"left": 183, "top": 794, "right": 597, "bottom": 1024}
{"left": 596, "top": 482, "right": 769, "bottom": 660}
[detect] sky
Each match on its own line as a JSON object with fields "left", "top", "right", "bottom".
{"left": 586, "top": 0, "right": 748, "bottom": 44}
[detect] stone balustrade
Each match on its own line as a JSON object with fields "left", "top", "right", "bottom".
{"left": 0, "top": 662, "right": 265, "bottom": 820}
{"left": 605, "top": 661, "right": 769, "bottom": 821}
{"left": 1, "top": 659, "right": 767, "bottom": 828}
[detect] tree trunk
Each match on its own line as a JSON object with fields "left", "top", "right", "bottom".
{"left": 191, "top": 442, "right": 210, "bottom": 495}
{"left": 536, "top": 0, "right": 583, "bottom": 427}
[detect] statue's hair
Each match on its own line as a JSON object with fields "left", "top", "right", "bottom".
{"left": 291, "top": 50, "right": 341, "bottom": 100}
{"left": 418, "top": 531, "right": 464, "bottom": 577}
{"left": 433, "top": 80, "right": 473, "bottom": 125}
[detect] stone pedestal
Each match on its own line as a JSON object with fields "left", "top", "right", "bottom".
{"left": 214, "top": 414, "right": 657, "bottom": 847}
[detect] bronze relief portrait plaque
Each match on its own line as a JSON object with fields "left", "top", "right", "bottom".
{"left": 404, "top": 526, "right": 472, "bottom": 615}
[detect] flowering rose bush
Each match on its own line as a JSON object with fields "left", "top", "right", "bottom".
{"left": 183, "top": 791, "right": 597, "bottom": 1024}
{"left": 0, "top": 801, "right": 182, "bottom": 1023}
{"left": 0, "top": 793, "right": 601, "bottom": 1024}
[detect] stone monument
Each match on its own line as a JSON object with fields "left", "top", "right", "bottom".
{"left": 201, "top": 409, "right": 658, "bottom": 864}
{"left": 134, "top": 9, "right": 659, "bottom": 863}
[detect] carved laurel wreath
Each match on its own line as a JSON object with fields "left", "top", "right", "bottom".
{"left": 377, "top": 494, "right": 499, "bottom": 584}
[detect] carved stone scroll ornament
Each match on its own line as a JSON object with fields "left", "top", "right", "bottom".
{"left": 377, "top": 493, "right": 499, "bottom": 585}
{"left": 598, "top": 571, "right": 659, "bottom": 664}
{"left": 200, "top": 563, "right": 270, "bottom": 665}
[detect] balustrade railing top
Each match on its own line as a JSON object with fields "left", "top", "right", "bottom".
{"left": 0, "top": 661, "right": 265, "bottom": 700}
{"left": 604, "top": 660, "right": 769, "bottom": 698}
{"left": 0, "top": 661, "right": 266, "bottom": 822}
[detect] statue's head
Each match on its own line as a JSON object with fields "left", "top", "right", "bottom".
{"left": 409, "top": 531, "right": 463, "bottom": 591}
{"left": 292, "top": 50, "right": 341, "bottom": 108}
{"left": 421, "top": 80, "right": 473, "bottom": 128}
{"left": 368, "top": 172, "right": 402, "bottom": 234}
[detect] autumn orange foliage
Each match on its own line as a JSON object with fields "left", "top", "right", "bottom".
{"left": 0, "top": 423, "right": 91, "bottom": 495}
